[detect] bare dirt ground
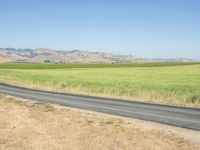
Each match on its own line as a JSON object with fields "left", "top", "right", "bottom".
{"left": 0, "top": 95, "right": 199, "bottom": 150}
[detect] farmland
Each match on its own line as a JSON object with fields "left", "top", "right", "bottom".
{"left": 0, "top": 62, "right": 200, "bottom": 107}
{"left": 0, "top": 62, "right": 200, "bottom": 69}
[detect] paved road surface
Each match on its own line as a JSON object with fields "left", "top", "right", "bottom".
{"left": 0, "top": 83, "right": 199, "bottom": 131}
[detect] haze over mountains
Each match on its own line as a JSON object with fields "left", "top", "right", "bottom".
{"left": 0, "top": 48, "right": 199, "bottom": 63}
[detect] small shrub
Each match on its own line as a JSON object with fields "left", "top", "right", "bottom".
{"left": 61, "top": 83, "right": 66, "bottom": 89}
{"left": 188, "top": 96, "right": 200, "bottom": 104}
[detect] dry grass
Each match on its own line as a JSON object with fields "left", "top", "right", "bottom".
{"left": 0, "top": 94, "right": 199, "bottom": 150}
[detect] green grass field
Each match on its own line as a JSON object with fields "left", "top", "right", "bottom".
{"left": 0, "top": 62, "right": 200, "bottom": 107}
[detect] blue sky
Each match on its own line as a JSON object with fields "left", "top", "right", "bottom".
{"left": 0, "top": 0, "right": 200, "bottom": 58}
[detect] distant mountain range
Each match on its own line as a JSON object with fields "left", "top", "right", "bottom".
{"left": 0, "top": 48, "right": 199, "bottom": 63}
{"left": 0, "top": 48, "right": 142, "bottom": 63}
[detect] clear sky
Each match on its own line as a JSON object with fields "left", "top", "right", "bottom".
{"left": 0, "top": 0, "right": 200, "bottom": 58}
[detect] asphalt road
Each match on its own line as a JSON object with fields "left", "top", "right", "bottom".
{"left": 0, "top": 83, "right": 200, "bottom": 131}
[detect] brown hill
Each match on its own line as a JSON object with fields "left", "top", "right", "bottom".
{"left": 0, "top": 55, "right": 9, "bottom": 63}
{"left": 0, "top": 48, "right": 141, "bottom": 63}
{"left": 1, "top": 48, "right": 198, "bottom": 63}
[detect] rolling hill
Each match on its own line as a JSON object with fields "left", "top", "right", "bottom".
{"left": 0, "top": 48, "right": 199, "bottom": 63}
{"left": 0, "top": 48, "right": 142, "bottom": 63}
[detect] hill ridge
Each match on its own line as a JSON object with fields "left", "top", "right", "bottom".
{"left": 0, "top": 48, "right": 199, "bottom": 63}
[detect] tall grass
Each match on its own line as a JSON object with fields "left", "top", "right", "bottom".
{"left": 0, "top": 63, "right": 200, "bottom": 107}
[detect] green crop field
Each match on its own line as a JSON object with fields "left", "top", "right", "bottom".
{"left": 0, "top": 62, "right": 200, "bottom": 69}
{"left": 0, "top": 62, "right": 200, "bottom": 107}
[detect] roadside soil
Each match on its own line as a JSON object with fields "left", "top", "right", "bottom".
{"left": 0, "top": 94, "right": 199, "bottom": 150}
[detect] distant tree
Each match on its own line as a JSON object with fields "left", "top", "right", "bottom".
{"left": 44, "top": 60, "right": 51, "bottom": 63}
{"left": 5, "top": 48, "right": 16, "bottom": 51}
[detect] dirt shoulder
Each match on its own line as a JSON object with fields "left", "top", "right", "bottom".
{"left": 0, "top": 94, "right": 199, "bottom": 150}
